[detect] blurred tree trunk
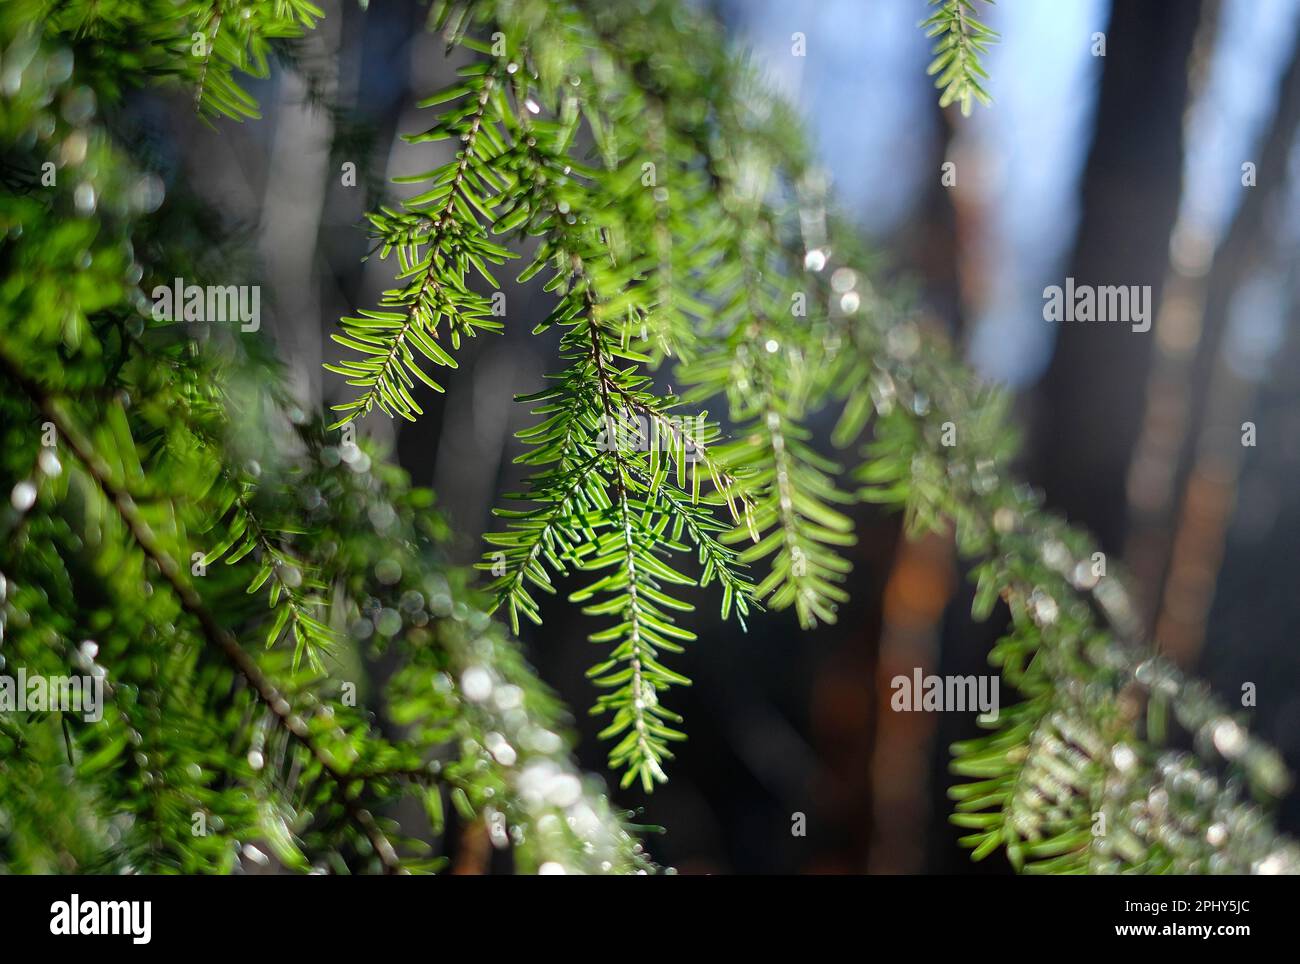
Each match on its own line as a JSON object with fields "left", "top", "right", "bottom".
{"left": 1141, "top": 36, "right": 1300, "bottom": 648}
{"left": 1033, "top": 0, "right": 1204, "bottom": 554}
{"left": 891, "top": 102, "right": 966, "bottom": 336}
{"left": 863, "top": 98, "right": 964, "bottom": 873}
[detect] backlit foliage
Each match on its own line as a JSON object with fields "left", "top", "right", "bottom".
{"left": 0, "top": 0, "right": 1294, "bottom": 876}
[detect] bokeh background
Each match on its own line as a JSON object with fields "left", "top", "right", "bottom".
{"left": 129, "top": 0, "right": 1300, "bottom": 872}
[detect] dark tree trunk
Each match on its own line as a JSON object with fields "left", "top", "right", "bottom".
{"left": 1144, "top": 38, "right": 1300, "bottom": 632}
{"left": 1032, "top": 0, "right": 1204, "bottom": 554}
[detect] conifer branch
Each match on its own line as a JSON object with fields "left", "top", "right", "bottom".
{"left": 328, "top": 64, "right": 508, "bottom": 426}
{"left": 3, "top": 2, "right": 650, "bottom": 874}
{"left": 210, "top": 477, "right": 337, "bottom": 672}
{"left": 568, "top": 0, "right": 856, "bottom": 629}
{"left": 0, "top": 349, "right": 409, "bottom": 870}
{"left": 921, "top": 0, "right": 998, "bottom": 117}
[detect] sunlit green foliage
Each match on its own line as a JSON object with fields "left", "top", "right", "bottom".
{"left": 2, "top": 0, "right": 1294, "bottom": 876}
{"left": 0, "top": 2, "right": 647, "bottom": 874}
